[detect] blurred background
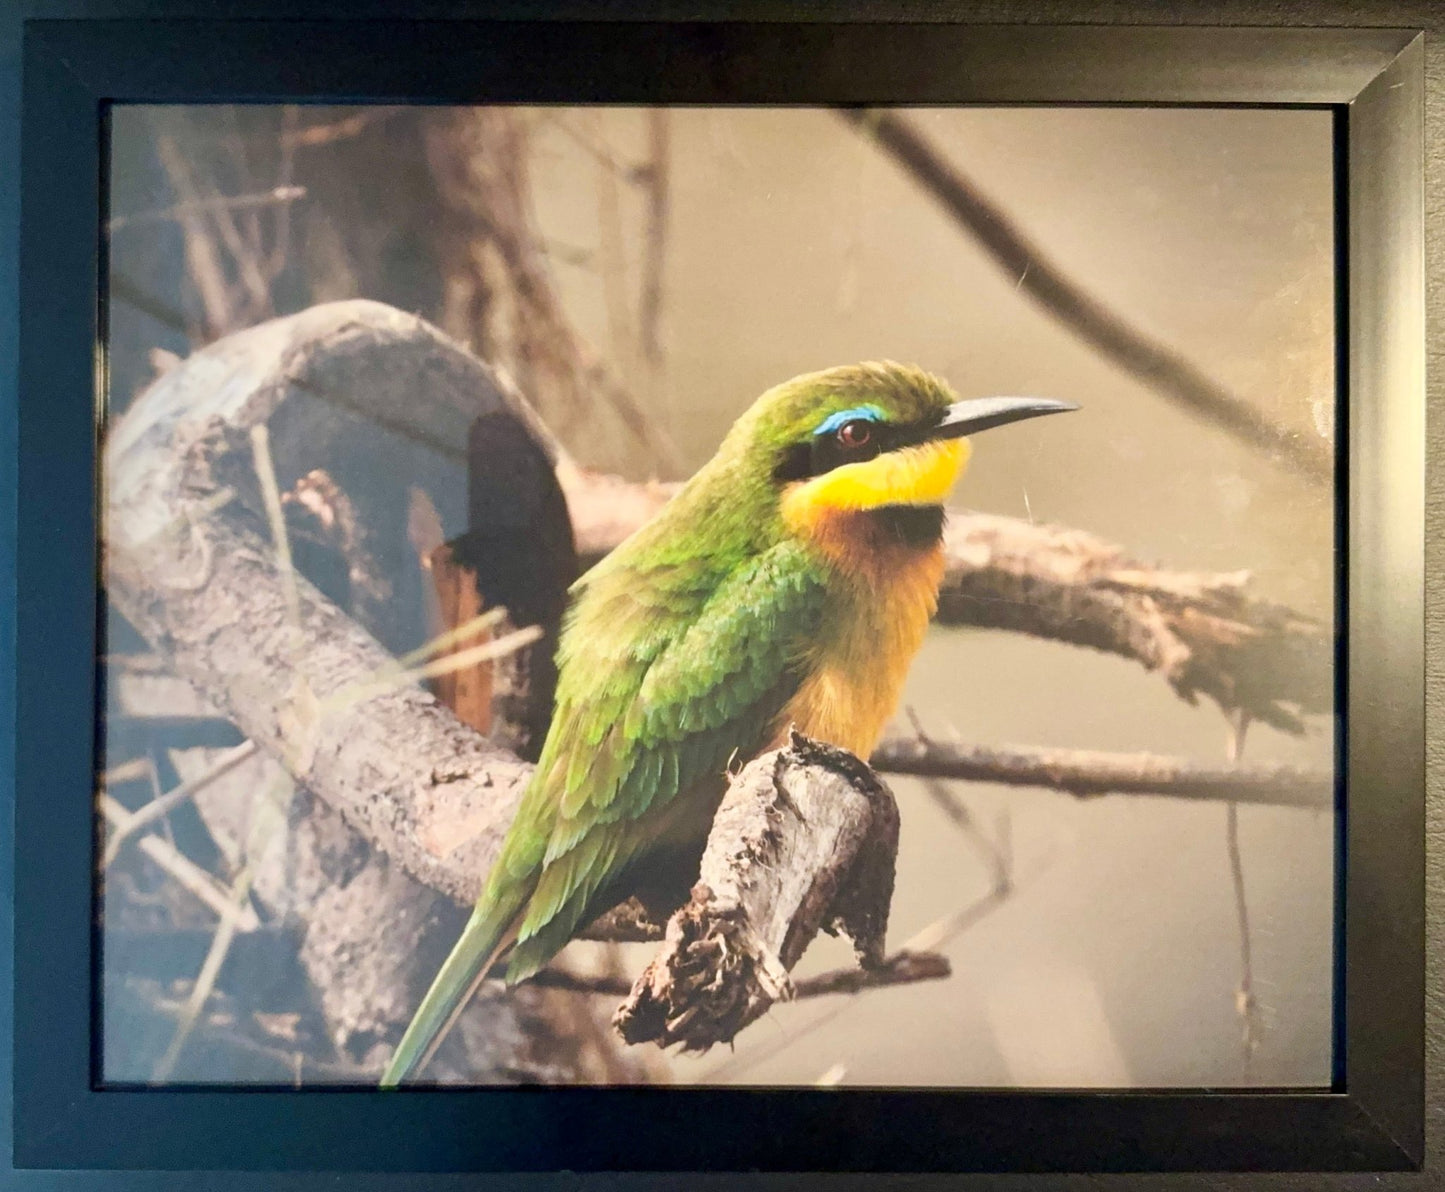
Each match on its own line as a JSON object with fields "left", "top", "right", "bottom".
{"left": 102, "top": 104, "right": 1336, "bottom": 1089}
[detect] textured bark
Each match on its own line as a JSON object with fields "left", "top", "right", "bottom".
{"left": 935, "top": 514, "right": 1329, "bottom": 734}
{"left": 104, "top": 299, "right": 636, "bottom": 1081}
{"left": 613, "top": 734, "right": 902, "bottom": 1052}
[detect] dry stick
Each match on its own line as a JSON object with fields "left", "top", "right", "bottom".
{"left": 871, "top": 731, "right": 1331, "bottom": 810}
{"left": 142, "top": 748, "right": 180, "bottom": 851}
{"left": 102, "top": 742, "right": 260, "bottom": 867}
{"left": 190, "top": 120, "right": 275, "bottom": 326}
{"left": 110, "top": 274, "right": 193, "bottom": 336}
{"left": 592, "top": 111, "right": 637, "bottom": 376}
{"left": 638, "top": 109, "right": 670, "bottom": 367}
{"left": 153, "top": 757, "right": 296, "bottom": 1080}
{"left": 1224, "top": 712, "right": 1259, "bottom": 1075}
{"left": 380, "top": 606, "right": 510, "bottom": 679}
{"left": 98, "top": 795, "right": 261, "bottom": 931}
{"left": 541, "top": 111, "right": 641, "bottom": 177}
{"left": 103, "top": 757, "right": 155, "bottom": 786}
{"left": 266, "top": 110, "right": 299, "bottom": 282}
{"left": 280, "top": 108, "right": 397, "bottom": 149}
{"left": 108, "top": 186, "right": 308, "bottom": 232}
{"left": 700, "top": 887, "right": 1012, "bottom": 1084}
{"left": 152, "top": 866, "right": 256, "bottom": 1081}
{"left": 320, "top": 624, "right": 543, "bottom": 713}
{"left": 426, "top": 111, "right": 683, "bottom": 474}
{"left": 107, "top": 653, "right": 175, "bottom": 674}
{"left": 839, "top": 108, "right": 1332, "bottom": 485}
{"left": 154, "top": 131, "right": 236, "bottom": 339}
{"left": 250, "top": 425, "right": 302, "bottom": 634}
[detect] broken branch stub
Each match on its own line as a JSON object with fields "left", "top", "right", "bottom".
{"left": 614, "top": 732, "right": 900, "bottom": 1052}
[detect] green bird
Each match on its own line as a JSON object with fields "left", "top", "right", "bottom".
{"left": 381, "top": 363, "right": 1074, "bottom": 1085}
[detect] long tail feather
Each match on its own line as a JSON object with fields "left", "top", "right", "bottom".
{"left": 379, "top": 899, "right": 521, "bottom": 1088}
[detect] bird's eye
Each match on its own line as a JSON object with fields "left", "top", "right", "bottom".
{"left": 836, "top": 420, "right": 873, "bottom": 449}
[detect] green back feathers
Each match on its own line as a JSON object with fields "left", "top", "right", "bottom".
{"left": 493, "top": 535, "right": 829, "bottom": 980}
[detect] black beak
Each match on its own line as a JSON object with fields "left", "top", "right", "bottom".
{"left": 911, "top": 396, "right": 1078, "bottom": 444}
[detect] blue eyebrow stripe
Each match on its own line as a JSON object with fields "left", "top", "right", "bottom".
{"left": 813, "top": 405, "right": 886, "bottom": 436}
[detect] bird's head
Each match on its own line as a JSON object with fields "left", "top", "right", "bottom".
{"left": 718, "top": 362, "right": 1076, "bottom": 546}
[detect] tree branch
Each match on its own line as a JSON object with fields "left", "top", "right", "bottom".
{"left": 104, "top": 300, "right": 646, "bottom": 1082}
{"left": 614, "top": 733, "right": 904, "bottom": 1052}
{"left": 934, "top": 514, "right": 1329, "bottom": 733}
{"left": 533, "top": 948, "right": 949, "bottom": 1002}
{"left": 838, "top": 107, "right": 1333, "bottom": 485}
{"left": 871, "top": 731, "right": 1330, "bottom": 810}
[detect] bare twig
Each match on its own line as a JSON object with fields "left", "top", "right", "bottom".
{"left": 154, "top": 130, "right": 238, "bottom": 339}
{"left": 871, "top": 731, "right": 1331, "bottom": 810}
{"left": 99, "top": 795, "right": 261, "bottom": 931}
{"left": 102, "top": 741, "right": 260, "bottom": 867}
{"left": 592, "top": 111, "right": 637, "bottom": 375}
{"left": 700, "top": 885, "right": 1013, "bottom": 1084}
{"left": 250, "top": 424, "right": 302, "bottom": 635}
{"left": 321, "top": 624, "right": 544, "bottom": 712}
{"left": 839, "top": 108, "right": 1332, "bottom": 484}
{"left": 280, "top": 108, "right": 397, "bottom": 149}
{"left": 638, "top": 109, "right": 670, "bottom": 367}
{"left": 152, "top": 866, "right": 255, "bottom": 1081}
{"left": 108, "top": 186, "right": 307, "bottom": 233}
{"left": 422, "top": 109, "right": 684, "bottom": 474}
{"left": 1224, "top": 712, "right": 1260, "bottom": 1073}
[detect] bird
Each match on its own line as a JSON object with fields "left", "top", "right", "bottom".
{"left": 381, "top": 362, "right": 1075, "bottom": 1085}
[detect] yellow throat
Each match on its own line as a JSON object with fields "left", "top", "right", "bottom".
{"left": 776, "top": 437, "right": 969, "bottom": 757}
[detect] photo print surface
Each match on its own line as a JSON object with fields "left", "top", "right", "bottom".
{"left": 99, "top": 105, "right": 1336, "bottom": 1089}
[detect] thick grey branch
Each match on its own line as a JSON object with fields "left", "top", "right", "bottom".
{"left": 935, "top": 514, "right": 1329, "bottom": 733}
{"left": 104, "top": 300, "right": 643, "bottom": 1082}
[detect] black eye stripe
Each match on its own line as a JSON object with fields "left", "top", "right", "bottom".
{"left": 771, "top": 417, "right": 933, "bottom": 485}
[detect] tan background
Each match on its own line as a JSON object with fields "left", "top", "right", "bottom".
{"left": 104, "top": 104, "right": 1337, "bottom": 1088}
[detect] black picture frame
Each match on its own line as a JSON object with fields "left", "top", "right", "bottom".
{"left": 9, "top": 15, "right": 1425, "bottom": 1175}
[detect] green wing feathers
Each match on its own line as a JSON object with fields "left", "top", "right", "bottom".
{"left": 383, "top": 538, "right": 828, "bottom": 1084}
{"left": 504, "top": 540, "right": 828, "bottom": 979}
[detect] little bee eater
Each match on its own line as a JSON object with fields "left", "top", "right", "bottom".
{"left": 381, "top": 362, "right": 1074, "bottom": 1085}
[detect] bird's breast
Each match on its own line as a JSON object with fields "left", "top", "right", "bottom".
{"left": 777, "top": 506, "right": 947, "bottom": 758}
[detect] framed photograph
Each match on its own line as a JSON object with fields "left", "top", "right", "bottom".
{"left": 11, "top": 15, "right": 1424, "bottom": 1175}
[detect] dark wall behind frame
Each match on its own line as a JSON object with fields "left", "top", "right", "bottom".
{"left": 0, "top": 2, "right": 1437, "bottom": 1189}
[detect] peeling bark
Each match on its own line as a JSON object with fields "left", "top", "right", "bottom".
{"left": 614, "top": 734, "right": 902, "bottom": 1052}
{"left": 104, "top": 299, "right": 637, "bottom": 1081}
